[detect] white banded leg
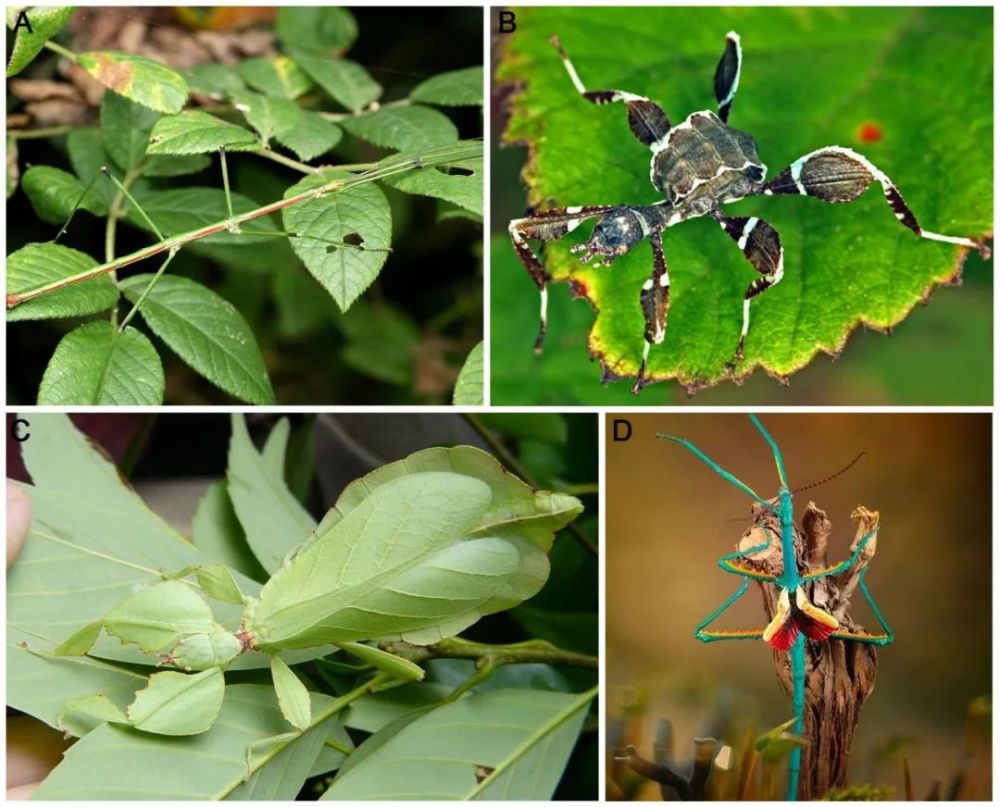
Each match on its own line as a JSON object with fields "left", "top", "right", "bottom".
{"left": 549, "top": 34, "right": 671, "bottom": 148}
{"left": 712, "top": 212, "right": 784, "bottom": 364}
{"left": 713, "top": 32, "right": 742, "bottom": 123}
{"left": 632, "top": 231, "right": 669, "bottom": 394}
{"left": 764, "top": 146, "right": 989, "bottom": 257}
{"left": 508, "top": 205, "right": 614, "bottom": 354}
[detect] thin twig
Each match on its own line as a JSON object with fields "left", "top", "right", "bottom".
{"left": 256, "top": 148, "right": 319, "bottom": 174}
{"left": 383, "top": 636, "right": 598, "bottom": 670}
{"left": 8, "top": 125, "right": 87, "bottom": 140}
{"left": 462, "top": 413, "right": 598, "bottom": 555}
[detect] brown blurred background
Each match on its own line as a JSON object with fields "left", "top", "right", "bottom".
{"left": 606, "top": 413, "right": 991, "bottom": 798}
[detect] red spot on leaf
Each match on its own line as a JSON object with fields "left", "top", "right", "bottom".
{"left": 857, "top": 122, "right": 883, "bottom": 143}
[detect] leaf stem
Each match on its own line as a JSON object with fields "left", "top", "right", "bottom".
{"left": 319, "top": 98, "right": 411, "bottom": 122}
{"left": 257, "top": 148, "right": 319, "bottom": 174}
{"left": 43, "top": 39, "right": 78, "bottom": 62}
{"left": 382, "top": 636, "right": 598, "bottom": 670}
{"left": 7, "top": 141, "right": 482, "bottom": 309}
{"left": 8, "top": 124, "right": 86, "bottom": 140}
{"left": 462, "top": 413, "right": 598, "bottom": 555}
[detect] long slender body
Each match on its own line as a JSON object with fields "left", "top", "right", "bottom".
{"left": 659, "top": 415, "right": 893, "bottom": 800}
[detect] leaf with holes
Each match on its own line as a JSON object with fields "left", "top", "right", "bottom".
{"left": 37, "top": 322, "right": 165, "bottom": 405}
{"left": 78, "top": 51, "right": 188, "bottom": 114}
{"left": 281, "top": 170, "right": 392, "bottom": 311}
{"left": 497, "top": 7, "right": 992, "bottom": 394}
{"left": 119, "top": 274, "right": 275, "bottom": 405}
{"left": 380, "top": 143, "right": 483, "bottom": 216}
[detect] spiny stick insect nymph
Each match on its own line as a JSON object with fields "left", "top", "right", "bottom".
{"left": 509, "top": 33, "right": 989, "bottom": 393}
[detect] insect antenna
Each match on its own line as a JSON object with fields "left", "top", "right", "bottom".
{"left": 791, "top": 452, "right": 866, "bottom": 494}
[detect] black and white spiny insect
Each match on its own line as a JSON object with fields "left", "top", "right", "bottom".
{"left": 508, "top": 32, "right": 990, "bottom": 393}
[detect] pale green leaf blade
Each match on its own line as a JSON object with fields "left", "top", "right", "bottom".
{"left": 261, "top": 417, "right": 290, "bottom": 476}
{"left": 410, "top": 66, "right": 484, "bottom": 106}
{"left": 322, "top": 688, "right": 594, "bottom": 799}
{"left": 7, "top": 243, "right": 116, "bottom": 322}
{"left": 453, "top": 341, "right": 484, "bottom": 405}
{"left": 37, "top": 321, "right": 165, "bottom": 405}
{"left": 192, "top": 480, "right": 266, "bottom": 580}
{"left": 119, "top": 274, "right": 275, "bottom": 405}
{"left": 276, "top": 8, "right": 358, "bottom": 54}
{"left": 196, "top": 564, "right": 245, "bottom": 605}
{"left": 104, "top": 580, "right": 215, "bottom": 651}
{"left": 63, "top": 693, "right": 129, "bottom": 725}
{"left": 336, "top": 642, "right": 425, "bottom": 682}
{"left": 53, "top": 621, "right": 103, "bottom": 656}
{"left": 78, "top": 50, "right": 188, "bottom": 113}
{"left": 21, "top": 165, "right": 105, "bottom": 223}
{"left": 101, "top": 91, "right": 158, "bottom": 169}
{"left": 238, "top": 54, "right": 314, "bottom": 99}
{"left": 226, "top": 414, "right": 317, "bottom": 574}
{"left": 147, "top": 110, "right": 259, "bottom": 155}
{"left": 231, "top": 89, "right": 302, "bottom": 142}
{"left": 380, "top": 143, "right": 483, "bottom": 216}
{"left": 341, "top": 105, "right": 458, "bottom": 152}
{"left": 6, "top": 6, "right": 74, "bottom": 77}
{"left": 270, "top": 656, "right": 312, "bottom": 730}
{"left": 289, "top": 49, "right": 381, "bottom": 112}
{"left": 282, "top": 170, "right": 391, "bottom": 310}
{"left": 276, "top": 110, "right": 343, "bottom": 161}
{"left": 32, "top": 685, "right": 341, "bottom": 799}
{"left": 126, "top": 668, "right": 224, "bottom": 735}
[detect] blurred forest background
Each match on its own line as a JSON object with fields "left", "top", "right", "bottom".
{"left": 605, "top": 414, "right": 991, "bottom": 799}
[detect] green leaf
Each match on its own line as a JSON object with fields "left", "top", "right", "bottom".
{"left": 101, "top": 91, "right": 159, "bottom": 170}
{"left": 339, "top": 300, "right": 419, "bottom": 385}
{"left": 276, "top": 8, "right": 358, "bottom": 55}
{"left": 66, "top": 128, "right": 118, "bottom": 207}
{"left": 226, "top": 414, "right": 317, "bottom": 574}
{"left": 7, "top": 135, "right": 18, "bottom": 198}
{"left": 53, "top": 621, "right": 104, "bottom": 657}
{"left": 238, "top": 55, "right": 314, "bottom": 99}
{"left": 184, "top": 62, "right": 246, "bottom": 98}
{"left": 6, "top": 6, "right": 74, "bottom": 77}
{"left": 341, "top": 105, "right": 458, "bottom": 152}
{"left": 335, "top": 642, "right": 425, "bottom": 682}
{"left": 231, "top": 89, "right": 302, "bottom": 142}
{"left": 103, "top": 580, "right": 216, "bottom": 651}
{"left": 7, "top": 243, "right": 116, "bottom": 322}
{"left": 78, "top": 50, "right": 188, "bottom": 113}
{"left": 32, "top": 685, "right": 342, "bottom": 799}
{"left": 275, "top": 110, "right": 343, "bottom": 161}
{"left": 118, "top": 274, "right": 275, "bottom": 405}
{"left": 499, "top": 7, "right": 993, "bottom": 392}
{"left": 322, "top": 688, "right": 594, "bottom": 799}
{"left": 196, "top": 564, "right": 245, "bottom": 605}
{"left": 21, "top": 165, "right": 106, "bottom": 223}
{"left": 453, "top": 341, "right": 484, "bottom": 405}
{"left": 380, "top": 143, "right": 483, "bottom": 216}
{"left": 261, "top": 417, "right": 291, "bottom": 476}
{"left": 142, "top": 152, "right": 212, "bottom": 177}
{"left": 270, "top": 656, "right": 312, "bottom": 730}
{"left": 147, "top": 110, "right": 259, "bottom": 155}
{"left": 289, "top": 49, "right": 381, "bottom": 112}
{"left": 37, "top": 322, "right": 164, "bottom": 405}
{"left": 192, "top": 481, "right": 267, "bottom": 580}
{"left": 282, "top": 170, "right": 392, "bottom": 311}
{"left": 126, "top": 668, "right": 225, "bottom": 735}
{"left": 411, "top": 66, "right": 484, "bottom": 106}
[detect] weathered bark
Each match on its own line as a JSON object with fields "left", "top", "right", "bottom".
{"left": 616, "top": 723, "right": 718, "bottom": 801}
{"left": 737, "top": 501, "right": 882, "bottom": 800}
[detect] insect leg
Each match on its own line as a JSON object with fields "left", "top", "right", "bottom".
{"left": 508, "top": 206, "right": 614, "bottom": 353}
{"left": 830, "top": 568, "right": 895, "bottom": 645}
{"left": 763, "top": 146, "right": 990, "bottom": 258}
{"left": 801, "top": 525, "right": 877, "bottom": 581}
{"left": 711, "top": 211, "right": 784, "bottom": 366}
{"left": 713, "top": 32, "right": 742, "bottom": 123}
{"left": 656, "top": 432, "right": 775, "bottom": 509}
{"left": 695, "top": 577, "right": 766, "bottom": 642}
{"left": 633, "top": 231, "right": 669, "bottom": 394}
{"left": 549, "top": 35, "right": 671, "bottom": 149}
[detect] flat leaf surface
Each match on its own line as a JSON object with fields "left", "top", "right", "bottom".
{"left": 101, "top": 92, "right": 159, "bottom": 170}
{"left": 282, "top": 170, "right": 392, "bottom": 311}
{"left": 7, "top": 243, "right": 116, "bottom": 322}
{"left": 66, "top": 129, "right": 120, "bottom": 207}
{"left": 498, "top": 7, "right": 993, "bottom": 392}
{"left": 453, "top": 341, "right": 484, "bottom": 404}
{"left": 380, "top": 144, "right": 483, "bottom": 216}
{"left": 37, "top": 322, "right": 164, "bottom": 405}
{"left": 6, "top": 6, "right": 73, "bottom": 77}
{"left": 275, "top": 110, "right": 343, "bottom": 161}
{"left": 231, "top": 89, "right": 302, "bottom": 142}
{"left": 276, "top": 8, "right": 358, "bottom": 55}
{"left": 21, "top": 165, "right": 107, "bottom": 223}
{"left": 78, "top": 50, "right": 188, "bottom": 114}
{"left": 184, "top": 63, "right": 246, "bottom": 97}
{"left": 290, "top": 50, "right": 381, "bottom": 112}
{"left": 119, "top": 274, "right": 275, "bottom": 404}
{"left": 147, "top": 110, "right": 259, "bottom": 155}
{"left": 322, "top": 687, "right": 594, "bottom": 799}
{"left": 341, "top": 105, "right": 458, "bottom": 152}
{"left": 191, "top": 481, "right": 266, "bottom": 580}
{"left": 126, "top": 668, "right": 225, "bottom": 735}
{"left": 271, "top": 656, "right": 312, "bottom": 730}
{"left": 411, "top": 66, "right": 484, "bottom": 106}
{"left": 32, "top": 685, "right": 344, "bottom": 799}
{"left": 238, "top": 55, "right": 314, "bottom": 99}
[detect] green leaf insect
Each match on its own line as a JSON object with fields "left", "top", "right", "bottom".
{"left": 47, "top": 445, "right": 584, "bottom": 737}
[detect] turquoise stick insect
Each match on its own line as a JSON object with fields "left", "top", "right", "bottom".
{"left": 658, "top": 414, "right": 893, "bottom": 801}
